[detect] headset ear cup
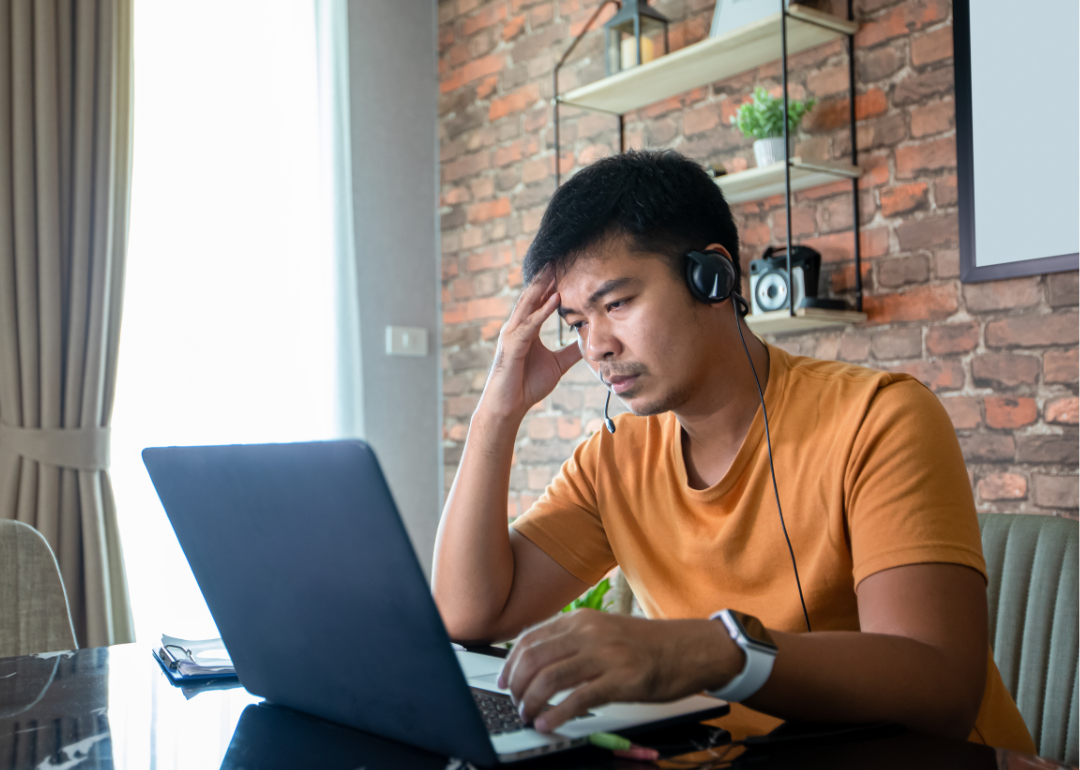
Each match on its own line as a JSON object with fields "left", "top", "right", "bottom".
{"left": 685, "top": 250, "right": 736, "bottom": 304}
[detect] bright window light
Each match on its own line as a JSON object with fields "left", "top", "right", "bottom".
{"left": 108, "top": 2, "right": 341, "bottom": 765}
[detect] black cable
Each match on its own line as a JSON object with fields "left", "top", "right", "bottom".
{"left": 731, "top": 294, "right": 811, "bottom": 633}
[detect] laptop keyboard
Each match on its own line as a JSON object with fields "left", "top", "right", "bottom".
{"left": 471, "top": 688, "right": 527, "bottom": 735}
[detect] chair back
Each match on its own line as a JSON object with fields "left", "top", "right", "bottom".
{"left": 0, "top": 520, "right": 77, "bottom": 657}
{"left": 978, "top": 513, "right": 1078, "bottom": 764}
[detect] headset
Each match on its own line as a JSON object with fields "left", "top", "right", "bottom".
{"left": 600, "top": 248, "right": 812, "bottom": 633}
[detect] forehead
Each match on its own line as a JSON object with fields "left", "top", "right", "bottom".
{"left": 555, "top": 242, "right": 674, "bottom": 297}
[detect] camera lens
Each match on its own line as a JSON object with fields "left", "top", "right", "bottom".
{"left": 755, "top": 270, "right": 789, "bottom": 312}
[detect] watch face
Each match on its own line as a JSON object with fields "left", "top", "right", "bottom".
{"left": 729, "top": 610, "right": 777, "bottom": 651}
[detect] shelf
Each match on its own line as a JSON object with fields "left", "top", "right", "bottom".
{"left": 559, "top": 5, "right": 857, "bottom": 115}
{"left": 746, "top": 307, "right": 867, "bottom": 335}
{"left": 715, "top": 158, "right": 860, "bottom": 204}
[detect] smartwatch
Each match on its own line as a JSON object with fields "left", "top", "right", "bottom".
{"left": 706, "top": 609, "right": 777, "bottom": 702}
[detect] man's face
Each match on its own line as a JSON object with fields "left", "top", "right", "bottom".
{"left": 557, "top": 240, "right": 711, "bottom": 417}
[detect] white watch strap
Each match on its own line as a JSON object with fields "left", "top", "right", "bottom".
{"left": 706, "top": 613, "right": 776, "bottom": 702}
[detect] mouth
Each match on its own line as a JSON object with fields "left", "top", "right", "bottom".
{"left": 606, "top": 374, "right": 640, "bottom": 395}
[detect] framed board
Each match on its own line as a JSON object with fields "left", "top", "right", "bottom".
{"left": 954, "top": 0, "right": 1079, "bottom": 282}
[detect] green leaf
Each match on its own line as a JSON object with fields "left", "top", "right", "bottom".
{"left": 562, "top": 577, "right": 612, "bottom": 614}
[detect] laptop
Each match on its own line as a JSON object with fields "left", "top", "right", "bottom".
{"left": 143, "top": 440, "right": 728, "bottom": 765}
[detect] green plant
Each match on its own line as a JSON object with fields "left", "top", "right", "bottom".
{"left": 562, "top": 577, "right": 612, "bottom": 613}
{"left": 731, "top": 87, "right": 816, "bottom": 140}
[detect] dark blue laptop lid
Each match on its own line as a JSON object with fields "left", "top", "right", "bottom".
{"left": 143, "top": 440, "right": 496, "bottom": 765}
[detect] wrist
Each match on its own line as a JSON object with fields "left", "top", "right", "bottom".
{"left": 695, "top": 618, "right": 746, "bottom": 694}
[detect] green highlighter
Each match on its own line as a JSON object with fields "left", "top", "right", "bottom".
{"left": 589, "top": 732, "right": 633, "bottom": 751}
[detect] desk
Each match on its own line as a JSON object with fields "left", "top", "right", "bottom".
{"left": 0, "top": 644, "right": 1065, "bottom": 769}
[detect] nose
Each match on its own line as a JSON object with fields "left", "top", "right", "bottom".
{"left": 583, "top": 316, "right": 621, "bottom": 363}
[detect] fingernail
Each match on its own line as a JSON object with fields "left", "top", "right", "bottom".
{"left": 534, "top": 716, "right": 548, "bottom": 733}
{"left": 497, "top": 674, "right": 505, "bottom": 688}
{"left": 518, "top": 702, "right": 528, "bottom": 721}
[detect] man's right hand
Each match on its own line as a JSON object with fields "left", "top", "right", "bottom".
{"left": 478, "top": 266, "right": 583, "bottom": 423}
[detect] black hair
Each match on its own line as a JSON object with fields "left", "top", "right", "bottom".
{"left": 522, "top": 150, "right": 741, "bottom": 295}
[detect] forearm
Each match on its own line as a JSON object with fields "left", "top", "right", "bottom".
{"left": 731, "top": 629, "right": 983, "bottom": 740}
{"left": 432, "top": 405, "right": 521, "bottom": 639}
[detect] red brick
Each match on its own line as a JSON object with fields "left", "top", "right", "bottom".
{"left": 972, "top": 354, "right": 1039, "bottom": 389}
{"left": 985, "top": 397, "right": 1038, "bottom": 429}
{"left": 855, "top": 0, "right": 949, "bottom": 48}
{"left": 865, "top": 284, "right": 958, "bottom": 324}
{"left": 926, "top": 322, "right": 979, "bottom": 355}
{"left": 467, "top": 197, "right": 511, "bottom": 223}
{"left": 935, "top": 176, "right": 958, "bottom": 207}
{"left": 1033, "top": 475, "right": 1079, "bottom": 509}
{"left": 1017, "top": 433, "right": 1079, "bottom": 465}
{"left": 856, "top": 88, "right": 888, "bottom": 120}
{"left": 839, "top": 332, "right": 870, "bottom": 362}
{"left": 1046, "top": 397, "right": 1079, "bottom": 425}
{"left": 911, "top": 99, "right": 955, "bottom": 138}
{"left": 1048, "top": 271, "right": 1078, "bottom": 307}
{"left": 803, "top": 226, "right": 889, "bottom": 264}
{"left": 503, "top": 14, "right": 526, "bottom": 41}
{"left": 893, "top": 66, "right": 953, "bottom": 107}
{"left": 857, "top": 154, "right": 890, "bottom": 189}
{"left": 683, "top": 103, "right": 721, "bottom": 135}
{"left": 986, "top": 311, "right": 1079, "bottom": 348}
{"left": 466, "top": 295, "right": 513, "bottom": 321}
{"left": 880, "top": 183, "right": 929, "bottom": 217}
{"left": 1044, "top": 348, "right": 1079, "bottom": 384}
{"left": 771, "top": 208, "right": 817, "bottom": 240}
{"left": 963, "top": 277, "right": 1043, "bottom": 313}
{"left": 462, "top": 3, "right": 507, "bottom": 36}
{"left": 941, "top": 396, "right": 981, "bottom": 429}
{"left": 557, "top": 416, "right": 581, "bottom": 439}
{"left": 870, "top": 327, "right": 922, "bottom": 359}
{"left": 445, "top": 394, "right": 481, "bottom": 418}
{"left": 441, "top": 54, "right": 506, "bottom": 93}
{"left": 470, "top": 175, "right": 494, "bottom": 199}
{"left": 877, "top": 255, "right": 930, "bottom": 288}
{"left": 527, "top": 3, "right": 553, "bottom": 26}
{"left": 444, "top": 151, "right": 491, "bottom": 182}
{"left": 935, "top": 249, "right": 960, "bottom": 279}
{"left": 568, "top": 2, "right": 616, "bottom": 37}
{"left": 489, "top": 83, "right": 540, "bottom": 121}
{"left": 480, "top": 319, "right": 503, "bottom": 340}
{"left": 896, "top": 215, "right": 958, "bottom": 251}
{"left": 443, "top": 186, "right": 471, "bottom": 205}
{"left": 960, "top": 434, "right": 1016, "bottom": 462}
{"left": 528, "top": 416, "right": 555, "bottom": 440}
{"left": 895, "top": 137, "right": 956, "bottom": 178}
{"left": 910, "top": 26, "right": 953, "bottom": 66}
{"left": 890, "top": 359, "right": 964, "bottom": 391}
{"left": 978, "top": 473, "right": 1027, "bottom": 501}
{"left": 807, "top": 66, "right": 849, "bottom": 98}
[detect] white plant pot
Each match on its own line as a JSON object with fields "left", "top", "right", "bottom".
{"left": 753, "top": 137, "right": 794, "bottom": 168}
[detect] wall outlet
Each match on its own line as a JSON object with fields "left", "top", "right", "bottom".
{"left": 385, "top": 326, "right": 429, "bottom": 357}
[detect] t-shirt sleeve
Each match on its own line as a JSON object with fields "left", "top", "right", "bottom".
{"left": 510, "top": 432, "right": 617, "bottom": 586}
{"left": 845, "top": 378, "right": 987, "bottom": 587}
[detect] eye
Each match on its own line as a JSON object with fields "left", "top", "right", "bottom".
{"left": 567, "top": 320, "right": 585, "bottom": 332}
{"left": 606, "top": 298, "right": 628, "bottom": 312}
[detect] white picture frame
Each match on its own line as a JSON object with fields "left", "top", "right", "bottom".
{"left": 711, "top": 0, "right": 788, "bottom": 38}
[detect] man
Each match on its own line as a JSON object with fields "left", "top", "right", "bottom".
{"left": 432, "top": 150, "right": 1034, "bottom": 751}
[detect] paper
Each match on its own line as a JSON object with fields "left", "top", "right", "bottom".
{"left": 160, "top": 634, "right": 235, "bottom": 678}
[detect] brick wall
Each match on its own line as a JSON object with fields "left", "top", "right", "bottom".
{"left": 437, "top": 0, "right": 1079, "bottom": 519}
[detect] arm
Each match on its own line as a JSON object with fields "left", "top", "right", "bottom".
{"left": 432, "top": 268, "right": 587, "bottom": 643}
{"left": 503, "top": 562, "right": 987, "bottom": 740}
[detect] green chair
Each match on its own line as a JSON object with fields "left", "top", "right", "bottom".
{"left": 978, "top": 513, "right": 1078, "bottom": 764}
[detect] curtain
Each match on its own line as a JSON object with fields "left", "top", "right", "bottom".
{"left": 0, "top": 0, "right": 134, "bottom": 647}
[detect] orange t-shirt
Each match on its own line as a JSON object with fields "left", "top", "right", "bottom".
{"left": 511, "top": 344, "right": 1034, "bottom": 753}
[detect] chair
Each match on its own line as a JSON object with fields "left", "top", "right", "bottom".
{"left": 978, "top": 513, "right": 1078, "bottom": 764}
{"left": 0, "top": 520, "right": 77, "bottom": 658}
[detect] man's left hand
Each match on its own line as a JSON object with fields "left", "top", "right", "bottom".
{"left": 497, "top": 609, "right": 743, "bottom": 733}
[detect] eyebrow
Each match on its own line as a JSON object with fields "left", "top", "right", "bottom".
{"left": 558, "top": 277, "right": 635, "bottom": 318}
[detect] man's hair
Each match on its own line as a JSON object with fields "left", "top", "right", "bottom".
{"left": 522, "top": 150, "right": 741, "bottom": 293}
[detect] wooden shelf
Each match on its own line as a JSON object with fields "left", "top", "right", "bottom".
{"left": 746, "top": 307, "right": 867, "bottom": 335}
{"left": 559, "top": 5, "right": 857, "bottom": 115}
{"left": 716, "top": 158, "right": 860, "bottom": 204}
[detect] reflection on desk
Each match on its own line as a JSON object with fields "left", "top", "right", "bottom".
{"left": 0, "top": 644, "right": 1068, "bottom": 770}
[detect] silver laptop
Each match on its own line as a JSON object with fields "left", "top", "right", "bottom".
{"left": 143, "top": 440, "right": 727, "bottom": 764}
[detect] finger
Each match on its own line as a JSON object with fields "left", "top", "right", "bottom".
{"left": 499, "top": 617, "right": 573, "bottom": 693}
{"left": 554, "top": 338, "right": 583, "bottom": 374}
{"left": 534, "top": 678, "right": 614, "bottom": 734}
{"left": 514, "top": 291, "right": 561, "bottom": 341}
{"left": 508, "top": 631, "right": 581, "bottom": 708}
{"left": 506, "top": 270, "right": 555, "bottom": 330}
{"left": 518, "top": 654, "right": 602, "bottom": 726}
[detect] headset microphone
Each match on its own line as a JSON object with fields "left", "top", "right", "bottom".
{"left": 604, "top": 390, "right": 616, "bottom": 434}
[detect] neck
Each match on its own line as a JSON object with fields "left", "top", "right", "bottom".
{"left": 675, "top": 311, "right": 771, "bottom": 490}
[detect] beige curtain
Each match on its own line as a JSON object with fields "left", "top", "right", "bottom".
{"left": 0, "top": 0, "right": 134, "bottom": 647}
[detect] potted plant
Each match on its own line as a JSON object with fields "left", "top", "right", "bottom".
{"left": 731, "top": 87, "right": 816, "bottom": 168}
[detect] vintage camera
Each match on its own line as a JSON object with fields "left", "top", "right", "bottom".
{"left": 749, "top": 245, "right": 824, "bottom": 315}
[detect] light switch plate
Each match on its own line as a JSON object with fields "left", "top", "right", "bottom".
{"left": 385, "top": 326, "right": 429, "bottom": 357}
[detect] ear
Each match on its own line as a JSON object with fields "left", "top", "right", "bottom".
{"left": 703, "top": 243, "right": 733, "bottom": 262}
